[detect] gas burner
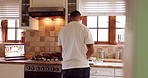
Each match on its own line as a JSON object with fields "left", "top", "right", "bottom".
{"left": 31, "top": 52, "right": 62, "bottom": 62}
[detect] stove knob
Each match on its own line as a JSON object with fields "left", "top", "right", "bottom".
{"left": 36, "top": 67, "right": 40, "bottom": 70}
{"left": 46, "top": 67, "right": 49, "bottom": 70}
{"left": 41, "top": 67, "right": 44, "bottom": 70}
{"left": 27, "top": 66, "right": 31, "bottom": 70}
{"left": 51, "top": 67, "right": 55, "bottom": 71}
{"left": 31, "top": 67, "right": 35, "bottom": 70}
{"left": 55, "top": 68, "right": 59, "bottom": 71}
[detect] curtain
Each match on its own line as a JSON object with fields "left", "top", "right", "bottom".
{"left": 0, "top": 0, "right": 19, "bottom": 19}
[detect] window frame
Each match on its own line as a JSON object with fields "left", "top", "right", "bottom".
{"left": 82, "top": 16, "right": 125, "bottom": 45}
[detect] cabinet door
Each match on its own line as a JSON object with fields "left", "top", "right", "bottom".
{"left": 0, "top": 64, "right": 24, "bottom": 78}
{"left": 90, "top": 76, "right": 114, "bottom": 78}
{"left": 90, "top": 67, "right": 114, "bottom": 76}
{"left": 115, "top": 68, "right": 124, "bottom": 77}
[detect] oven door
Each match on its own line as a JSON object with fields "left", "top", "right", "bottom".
{"left": 25, "top": 71, "right": 61, "bottom": 78}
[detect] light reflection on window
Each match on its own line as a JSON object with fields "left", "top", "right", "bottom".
{"left": 8, "top": 19, "right": 16, "bottom": 27}
{"left": 98, "top": 29, "right": 108, "bottom": 41}
{"left": 7, "top": 29, "right": 15, "bottom": 40}
{"left": 98, "top": 16, "right": 109, "bottom": 28}
{"left": 87, "top": 16, "right": 97, "bottom": 28}
{"left": 116, "top": 16, "right": 126, "bottom": 28}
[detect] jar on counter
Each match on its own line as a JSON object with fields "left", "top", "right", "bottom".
{"left": 99, "top": 50, "right": 105, "bottom": 59}
{"left": 115, "top": 52, "right": 120, "bottom": 59}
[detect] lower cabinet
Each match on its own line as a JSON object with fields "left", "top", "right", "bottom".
{"left": 90, "top": 67, "right": 124, "bottom": 78}
{"left": 0, "top": 64, "right": 24, "bottom": 78}
{"left": 115, "top": 68, "right": 124, "bottom": 78}
{"left": 90, "top": 67, "right": 114, "bottom": 78}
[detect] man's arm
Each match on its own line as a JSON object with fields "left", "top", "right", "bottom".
{"left": 86, "top": 44, "right": 94, "bottom": 59}
{"left": 59, "top": 45, "right": 62, "bottom": 53}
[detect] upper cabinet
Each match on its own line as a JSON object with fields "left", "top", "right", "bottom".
{"left": 20, "top": 0, "right": 38, "bottom": 30}
{"left": 65, "top": 0, "right": 77, "bottom": 23}
{"left": 19, "top": 0, "right": 66, "bottom": 30}
{"left": 19, "top": 0, "right": 29, "bottom": 28}
{"left": 30, "top": 0, "right": 66, "bottom": 7}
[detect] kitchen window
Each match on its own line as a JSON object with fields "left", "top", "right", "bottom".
{"left": 78, "top": 0, "right": 126, "bottom": 44}
{"left": 0, "top": 0, "right": 22, "bottom": 43}
{"left": 82, "top": 16, "right": 126, "bottom": 44}
{"left": 7, "top": 19, "right": 24, "bottom": 41}
{"left": 1, "top": 19, "right": 24, "bottom": 42}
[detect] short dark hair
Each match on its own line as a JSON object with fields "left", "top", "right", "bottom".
{"left": 70, "top": 11, "right": 81, "bottom": 18}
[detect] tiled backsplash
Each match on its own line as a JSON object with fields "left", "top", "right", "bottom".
{"left": 0, "top": 17, "right": 124, "bottom": 59}
{"left": 24, "top": 17, "right": 65, "bottom": 58}
{"left": 0, "top": 43, "right": 124, "bottom": 59}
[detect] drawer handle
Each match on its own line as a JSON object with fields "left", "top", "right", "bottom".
{"left": 91, "top": 70, "right": 100, "bottom": 75}
{"left": 95, "top": 70, "right": 100, "bottom": 73}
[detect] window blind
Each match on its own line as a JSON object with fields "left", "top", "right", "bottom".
{"left": 78, "top": 0, "right": 126, "bottom": 16}
{"left": 0, "top": 0, "right": 19, "bottom": 19}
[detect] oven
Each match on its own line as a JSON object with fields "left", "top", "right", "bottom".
{"left": 24, "top": 64, "right": 62, "bottom": 78}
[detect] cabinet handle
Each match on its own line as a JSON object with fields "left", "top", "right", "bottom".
{"left": 110, "top": 71, "right": 113, "bottom": 73}
{"left": 91, "top": 70, "right": 100, "bottom": 75}
{"left": 96, "top": 70, "right": 100, "bottom": 73}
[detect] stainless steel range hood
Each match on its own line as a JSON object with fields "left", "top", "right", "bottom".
{"left": 29, "top": 7, "right": 65, "bottom": 17}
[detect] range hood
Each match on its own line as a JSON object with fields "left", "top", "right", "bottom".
{"left": 29, "top": 7, "right": 65, "bottom": 17}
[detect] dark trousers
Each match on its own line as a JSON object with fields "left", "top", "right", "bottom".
{"left": 62, "top": 67, "right": 90, "bottom": 78}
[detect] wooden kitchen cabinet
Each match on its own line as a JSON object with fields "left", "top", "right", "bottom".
{"left": 0, "top": 64, "right": 24, "bottom": 78}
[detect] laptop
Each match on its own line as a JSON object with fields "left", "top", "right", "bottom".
{"left": 4, "top": 44, "right": 26, "bottom": 61}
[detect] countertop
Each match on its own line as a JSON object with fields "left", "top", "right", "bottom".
{"left": 0, "top": 58, "right": 61, "bottom": 65}
{"left": 0, "top": 58, "right": 123, "bottom": 68}
{"left": 90, "top": 62, "right": 123, "bottom": 68}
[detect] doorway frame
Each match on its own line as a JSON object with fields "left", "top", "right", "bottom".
{"left": 124, "top": 0, "right": 135, "bottom": 78}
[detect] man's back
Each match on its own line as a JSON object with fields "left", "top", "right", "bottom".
{"left": 58, "top": 21, "right": 93, "bottom": 69}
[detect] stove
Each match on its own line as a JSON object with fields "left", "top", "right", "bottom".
{"left": 25, "top": 64, "right": 61, "bottom": 72}
{"left": 25, "top": 64, "right": 62, "bottom": 78}
{"left": 24, "top": 52, "right": 62, "bottom": 78}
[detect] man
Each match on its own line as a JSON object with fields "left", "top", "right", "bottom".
{"left": 58, "top": 11, "right": 94, "bottom": 78}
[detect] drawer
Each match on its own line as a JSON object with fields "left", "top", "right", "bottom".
{"left": 90, "top": 76, "right": 114, "bottom": 78}
{"left": 90, "top": 67, "right": 114, "bottom": 76}
{"left": 115, "top": 68, "right": 124, "bottom": 77}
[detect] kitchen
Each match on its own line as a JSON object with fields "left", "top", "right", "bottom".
{"left": 0, "top": 0, "right": 146, "bottom": 78}
{"left": 0, "top": 0, "right": 124, "bottom": 78}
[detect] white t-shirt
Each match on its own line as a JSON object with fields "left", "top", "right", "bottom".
{"left": 58, "top": 21, "right": 94, "bottom": 70}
